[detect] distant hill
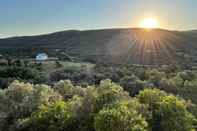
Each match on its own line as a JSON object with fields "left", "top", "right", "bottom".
{"left": 0, "top": 28, "right": 197, "bottom": 65}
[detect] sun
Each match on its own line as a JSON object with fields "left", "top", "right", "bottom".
{"left": 139, "top": 18, "right": 159, "bottom": 29}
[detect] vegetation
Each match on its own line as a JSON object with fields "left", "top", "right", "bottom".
{"left": 1, "top": 59, "right": 197, "bottom": 104}
{"left": 94, "top": 103, "right": 148, "bottom": 131}
{"left": 0, "top": 79, "right": 196, "bottom": 131}
{"left": 0, "top": 58, "right": 197, "bottom": 130}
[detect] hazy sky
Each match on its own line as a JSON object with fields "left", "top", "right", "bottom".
{"left": 0, "top": 0, "right": 197, "bottom": 38}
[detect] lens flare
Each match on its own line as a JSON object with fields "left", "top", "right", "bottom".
{"left": 139, "top": 18, "right": 159, "bottom": 29}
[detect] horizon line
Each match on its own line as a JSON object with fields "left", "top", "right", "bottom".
{"left": 1, "top": 26, "right": 197, "bottom": 39}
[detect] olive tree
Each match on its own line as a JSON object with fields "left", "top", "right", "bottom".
{"left": 94, "top": 104, "right": 148, "bottom": 131}
{"left": 137, "top": 89, "right": 196, "bottom": 131}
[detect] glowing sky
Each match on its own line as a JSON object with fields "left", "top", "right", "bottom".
{"left": 0, "top": 0, "right": 197, "bottom": 38}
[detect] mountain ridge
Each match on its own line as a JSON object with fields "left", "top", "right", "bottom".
{"left": 0, "top": 27, "right": 185, "bottom": 39}
{"left": 0, "top": 28, "right": 197, "bottom": 65}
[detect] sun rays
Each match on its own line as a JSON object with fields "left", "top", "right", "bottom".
{"left": 106, "top": 29, "right": 179, "bottom": 65}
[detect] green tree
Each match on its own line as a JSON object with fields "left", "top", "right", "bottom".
{"left": 137, "top": 89, "right": 196, "bottom": 131}
{"left": 145, "top": 69, "right": 166, "bottom": 87}
{"left": 94, "top": 104, "right": 148, "bottom": 131}
{"left": 54, "top": 80, "right": 85, "bottom": 100}
{"left": 120, "top": 75, "right": 147, "bottom": 96}
{"left": 0, "top": 81, "right": 62, "bottom": 131}
{"left": 94, "top": 79, "right": 129, "bottom": 112}
{"left": 156, "top": 95, "right": 196, "bottom": 131}
{"left": 23, "top": 100, "right": 74, "bottom": 131}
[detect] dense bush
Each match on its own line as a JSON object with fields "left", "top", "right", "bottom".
{"left": 0, "top": 79, "right": 196, "bottom": 131}
{"left": 0, "top": 60, "right": 197, "bottom": 130}
{"left": 1, "top": 62, "right": 197, "bottom": 105}
{"left": 94, "top": 104, "right": 148, "bottom": 131}
{"left": 23, "top": 99, "right": 80, "bottom": 131}
{"left": 0, "top": 81, "right": 62, "bottom": 131}
{"left": 0, "top": 66, "right": 47, "bottom": 85}
{"left": 137, "top": 89, "right": 197, "bottom": 131}
{"left": 120, "top": 75, "right": 148, "bottom": 96}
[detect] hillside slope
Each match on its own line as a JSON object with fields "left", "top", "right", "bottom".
{"left": 0, "top": 28, "right": 197, "bottom": 65}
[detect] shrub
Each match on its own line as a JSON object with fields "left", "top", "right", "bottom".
{"left": 94, "top": 104, "right": 148, "bottom": 131}
{"left": 137, "top": 89, "right": 196, "bottom": 131}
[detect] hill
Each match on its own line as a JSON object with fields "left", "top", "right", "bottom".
{"left": 0, "top": 28, "right": 197, "bottom": 65}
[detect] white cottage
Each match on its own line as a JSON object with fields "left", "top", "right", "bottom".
{"left": 36, "top": 53, "right": 48, "bottom": 61}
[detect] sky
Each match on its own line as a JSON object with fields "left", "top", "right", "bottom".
{"left": 0, "top": 0, "right": 197, "bottom": 38}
